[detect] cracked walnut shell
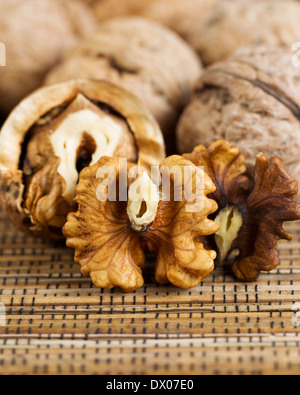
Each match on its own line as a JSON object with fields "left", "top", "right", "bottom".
{"left": 186, "top": 0, "right": 300, "bottom": 65}
{"left": 0, "top": 80, "right": 165, "bottom": 239}
{"left": 63, "top": 156, "right": 219, "bottom": 292}
{"left": 184, "top": 141, "right": 300, "bottom": 282}
{"left": 0, "top": 0, "right": 95, "bottom": 113}
{"left": 44, "top": 17, "right": 202, "bottom": 153}
{"left": 177, "top": 46, "right": 300, "bottom": 188}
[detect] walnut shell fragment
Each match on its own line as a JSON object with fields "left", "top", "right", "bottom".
{"left": 63, "top": 155, "right": 219, "bottom": 292}
{"left": 0, "top": 0, "right": 95, "bottom": 113}
{"left": 0, "top": 80, "right": 165, "bottom": 239}
{"left": 44, "top": 17, "right": 202, "bottom": 153}
{"left": 186, "top": 0, "right": 300, "bottom": 65}
{"left": 184, "top": 141, "right": 300, "bottom": 282}
{"left": 177, "top": 46, "right": 300, "bottom": 186}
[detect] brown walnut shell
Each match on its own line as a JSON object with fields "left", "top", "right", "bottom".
{"left": 177, "top": 46, "right": 300, "bottom": 188}
{"left": 44, "top": 17, "right": 202, "bottom": 153}
{"left": 186, "top": 0, "right": 300, "bottom": 65}
{"left": 88, "top": 0, "right": 218, "bottom": 39}
{"left": 0, "top": 79, "right": 165, "bottom": 239}
{"left": 0, "top": 0, "right": 95, "bottom": 113}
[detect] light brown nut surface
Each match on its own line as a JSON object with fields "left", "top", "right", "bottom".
{"left": 148, "top": 156, "right": 219, "bottom": 289}
{"left": 184, "top": 141, "right": 300, "bottom": 282}
{"left": 186, "top": 0, "right": 300, "bottom": 65}
{"left": 177, "top": 46, "right": 300, "bottom": 186}
{"left": 44, "top": 17, "right": 202, "bottom": 153}
{"left": 0, "top": 0, "right": 95, "bottom": 113}
{"left": 89, "top": 0, "right": 218, "bottom": 39}
{"left": 64, "top": 158, "right": 146, "bottom": 293}
{"left": 0, "top": 80, "right": 165, "bottom": 239}
{"left": 63, "top": 155, "right": 219, "bottom": 292}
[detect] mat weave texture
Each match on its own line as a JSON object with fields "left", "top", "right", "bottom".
{"left": 0, "top": 210, "right": 300, "bottom": 375}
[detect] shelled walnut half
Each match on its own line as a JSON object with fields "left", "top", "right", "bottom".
{"left": 184, "top": 141, "right": 300, "bottom": 282}
{"left": 63, "top": 156, "right": 219, "bottom": 292}
{"left": 0, "top": 80, "right": 165, "bottom": 239}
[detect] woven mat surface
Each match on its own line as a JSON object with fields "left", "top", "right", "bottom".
{"left": 0, "top": 209, "right": 300, "bottom": 375}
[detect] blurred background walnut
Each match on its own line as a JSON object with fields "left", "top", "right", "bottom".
{"left": 186, "top": 0, "right": 300, "bottom": 65}
{"left": 0, "top": 0, "right": 95, "bottom": 113}
{"left": 177, "top": 46, "right": 300, "bottom": 186}
{"left": 85, "top": 0, "right": 219, "bottom": 39}
{"left": 44, "top": 17, "right": 202, "bottom": 153}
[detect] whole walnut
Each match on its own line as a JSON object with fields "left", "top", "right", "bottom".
{"left": 85, "top": 0, "right": 146, "bottom": 20}
{"left": 186, "top": 0, "right": 300, "bottom": 65}
{"left": 0, "top": 0, "right": 95, "bottom": 113}
{"left": 177, "top": 46, "right": 300, "bottom": 186}
{"left": 87, "top": 0, "right": 219, "bottom": 39}
{"left": 44, "top": 17, "right": 202, "bottom": 153}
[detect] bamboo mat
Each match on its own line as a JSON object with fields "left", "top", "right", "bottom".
{"left": 0, "top": 209, "right": 300, "bottom": 376}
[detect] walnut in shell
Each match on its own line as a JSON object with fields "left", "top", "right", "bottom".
{"left": 177, "top": 46, "right": 300, "bottom": 187}
{"left": 44, "top": 17, "right": 202, "bottom": 153}
{"left": 186, "top": 0, "right": 300, "bottom": 65}
{"left": 0, "top": 0, "right": 95, "bottom": 113}
{"left": 184, "top": 141, "right": 300, "bottom": 282}
{"left": 0, "top": 80, "right": 165, "bottom": 239}
{"left": 86, "top": 0, "right": 146, "bottom": 20}
{"left": 63, "top": 156, "right": 219, "bottom": 292}
{"left": 88, "top": 0, "right": 218, "bottom": 39}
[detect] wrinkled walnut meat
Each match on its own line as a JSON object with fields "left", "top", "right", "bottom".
{"left": 0, "top": 80, "right": 165, "bottom": 238}
{"left": 63, "top": 156, "right": 219, "bottom": 292}
{"left": 184, "top": 141, "right": 300, "bottom": 282}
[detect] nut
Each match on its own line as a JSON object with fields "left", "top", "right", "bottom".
{"left": 63, "top": 155, "right": 219, "bottom": 292}
{"left": 177, "top": 46, "right": 300, "bottom": 188}
{"left": 147, "top": 156, "right": 219, "bottom": 289}
{"left": 214, "top": 206, "right": 243, "bottom": 263}
{"left": 186, "top": 0, "right": 300, "bottom": 65}
{"left": 184, "top": 140, "right": 300, "bottom": 281}
{"left": 0, "top": 0, "right": 95, "bottom": 113}
{"left": 44, "top": 17, "right": 202, "bottom": 153}
{"left": 87, "top": 0, "right": 146, "bottom": 21}
{"left": 138, "top": 0, "right": 219, "bottom": 39}
{"left": 88, "top": 0, "right": 218, "bottom": 39}
{"left": 127, "top": 169, "right": 161, "bottom": 233}
{"left": 0, "top": 80, "right": 165, "bottom": 239}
